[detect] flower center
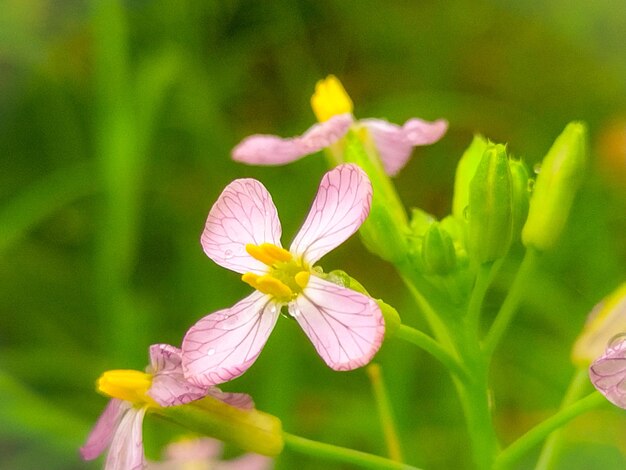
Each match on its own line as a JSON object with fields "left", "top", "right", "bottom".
{"left": 310, "top": 75, "right": 354, "bottom": 123}
{"left": 97, "top": 369, "right": 157, "bottom": 406}
{"left": 242, "top": 243, "right": 310, "bottom": 302}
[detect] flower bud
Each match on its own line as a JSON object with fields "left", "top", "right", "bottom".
{"left": 572, "top": 283, "right": 626, "bottom": 367}
{"left": 522, "top": 122, "right": 587, "bottom": 251}
{"left": 343, "top": 131, "right": 409, "bottom": 262}
{"left": 157, "top": 395, "right": 284, "bottom": 456}
{"left": 409, "top": 208, "right": 436, "bottom": 237}
{"left": 468, "top": 144, "right": 513, "bottom": 263}
{"left": 508, "top": 158, "right": 531, "bottom": 243}
{"left": 453, "top": 135, "right": 489, "bottom": 219}
{"left": 421, "top": 222, "right": 457, "bottom": 275}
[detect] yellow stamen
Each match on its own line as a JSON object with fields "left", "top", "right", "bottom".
{"left": 294, "top": 271, "right": 310, "bottom": 289}
{"left": 242, "top": 273, "right": 294, "bottom": 299}
{"left": 97, "top": 369, "right": 157, "bottom": 406}
{"left": 246, "top": 243, "right": 292, "bottom": 266}
{"left": 310, "top": 75, "right": 354, "bottom": 122}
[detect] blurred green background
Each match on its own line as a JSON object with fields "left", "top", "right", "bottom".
{"left": 1, "top": 1, "right": 625, "bottom": 469}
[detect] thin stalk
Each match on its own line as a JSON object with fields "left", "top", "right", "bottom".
{"left": 495, "top": 392, "right": 606, "bottom": 469}
{"left": 282, "top": 432, "right": 422, "bottom": 470}
{"left": 534, "top": 368, "right": 590, "bottom": 470}
{"left": 366, "top": 364, "right": 404, "bottom": 462}
{"left": 395, "top": 324, "right": 469, "bottom": 382}
{"left": 467, "top": 262, "right": 494, "bottom": 334}
{"left": 484, "top": 249, "right": 539, "bottom": 358}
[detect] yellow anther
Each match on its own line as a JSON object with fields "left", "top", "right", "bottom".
{"left": 294, "top": 271, "right": 310, "bottom": 289}
{"left": 246, "top": 243, "right": 292, "bottom": 266}
{"left": 310, "top": 75, "right": 354, "bottom": 122}
{"left": 242, "top": 273, "right": 294, "bottom": 299}
{"left": 97, "top": 369, "right": 157, "bottom": 406}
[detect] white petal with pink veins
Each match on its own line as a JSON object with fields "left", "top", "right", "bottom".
{"left": 232, "top": 113, "right": 352, "bottom": 165}
{"left": 81, "top": 399, "right": 130, "bottom": 461}
{"left": 201, "top": 179, "right": 282, "bottom": 274}
{"left": 290, "top": 275, "right": 384, "bottom": 370}
{"left": 104, "top": 406, "right": 147, "bottom": 470}
{"left": 182, "top": 291, "right": 280, "bottom": 386}
{"left": 590, "top": 339, "right": 626, "bottom": 408}
{"left": 290, "top": 164, "right": 372, "bottom": 265}
{"left": 361, "top": 117, "right": 447, "bottom": 176}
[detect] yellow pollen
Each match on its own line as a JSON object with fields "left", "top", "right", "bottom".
{"left": 246, "top": 243, "right": 293, "bottom": 266}
{"left": 97, "top": 369, "right": 157, "bottom": 406}
{"left": 294, "top": 271, "right": 310, "bottom": 289}
{"left": 242, "top": 273, "right": 293, "bottom": 298}
{"left": 310, "top": 75, "right": 354, "bottom": 122}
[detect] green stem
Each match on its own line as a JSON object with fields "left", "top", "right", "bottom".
{"left": 534, "top": 369, "right": 590, "bottom": 470}
{"left": 366, "top": 364, "right": 404, "bottom": 462}
{"left": 495, "top": 392, "right": 606, "bottom": 469}
{"left": 282, "top": 431, "right": 422, "bottom": 470}
{"left": 395, "top": 324, "right": 469, "bottom": 382}
{"left": 484, "top": 248, "right": 539, "bottom": 358}
{"left": 467, "top": 262, "right": 494, "bottom": 334}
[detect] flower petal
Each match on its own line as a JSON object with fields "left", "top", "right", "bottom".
{"left": 361, "top": 118, "right": 448, "bottom": 176}
{"left": 164, "top": 437, "right": 223, "bottom": 461}
{"left": 104, "top": 406, "right": 146, "bottom": 470}
{"left": 207, "top": 387, "right": 255, "bottom": 410}
{"left": 182, "top": 291, "right": 280, "bottom": 386}
{"left": 590, "top": 339, "right": 626, "bottom": 409}
{"left": 215, "top": 453, "right": 274, "bottom": 470}
{"left": 80, "top": 399, "right": 129, "bottom": 461}
{"left": 148, "top": 343, "right": 182, "bottom": 374}
{"left": 290, "top": 164, "right": 372, "bottom": 265}
{"left": 232, "top": 114, "right": 352, "bottom": 165}
{"left": 202, "top": 179, "right": 282, "bottom": 274}
{"left": 290, "top": 276, "right": 384, "bottom": 371}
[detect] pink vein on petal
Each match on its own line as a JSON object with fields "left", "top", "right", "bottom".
{"left": 590, "top": 340, "right": 626, "bottom": 409}
{"left": 201, "top": 179, "right": 282, "bottom": 275}
{"left": 290, "top": 164, "right": 372, "bottom": 265}
{"left": 361, "top": 117, "right": 448, "bottom": 176}
{"left": 232, "top": 113, "right": 352, "bottom": 165}
{"left": 182, "top": 291, "right": 280, "bottom": 386}
{"left": 291, "top": 275, "right": 384, "bottom": 371}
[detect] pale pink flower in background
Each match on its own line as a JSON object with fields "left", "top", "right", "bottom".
{"left": 182, "top": 164, "right": 385, "bottom": 386}
{"left": 146, "top": 437, "right": 273, "bottom": 470}
{"left": 589, "top": 337, "right": 626, "bottom": 409}
{"left": 81, "top": 344, "right": 252, "bottom": 470}
{"left": 232, "top": 75, "right": 447, "bottom": 176}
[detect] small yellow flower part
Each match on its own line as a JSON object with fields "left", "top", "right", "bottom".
{"left": 97, "top": 369, "right": 158, "bottom": 406}
{"left": 246, "top": 243, "right": 292, "bottom": 266}
{"left": 242, "top": 273, "right": 294, "bottom": 299}
{"left": 310, "top": 75, "right": 354, "bottom": 122}
{"left": 294, "top": 271, "right": 310, "bottom": 289}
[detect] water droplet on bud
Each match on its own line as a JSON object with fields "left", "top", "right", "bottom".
{"left": 207, "top": 348, "right": 216, "bottom": 356}
{"left": 533, "top": 163, "right": 542, "bottom": 174}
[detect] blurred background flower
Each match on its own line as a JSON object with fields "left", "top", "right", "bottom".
{"left": 1, "top": 1, "right": 625, "bottom": 469}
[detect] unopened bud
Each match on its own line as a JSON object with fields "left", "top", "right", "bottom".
{"left": 453, "top": 135, "right": 489, "bottom": 219}
{"left": 522, "top": 122, "right": 587, "bottom": 251}
{"left": 421, "top": 223, "right": 457, "bottom": 275}
{"left": 468, "top": 144, "right": 513, "bottom": 263}
{"left": 508, "top": 158, "right": 531, "bottom": 243}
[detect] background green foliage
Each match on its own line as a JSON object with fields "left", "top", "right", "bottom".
{"left": 1, "top": 1, "right": 625, "bottom": 468}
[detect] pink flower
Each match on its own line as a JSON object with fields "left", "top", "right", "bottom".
{"left": 146, "top": 437, "right": 273, "bottom": 470}
{"left": 589, "top": 336, "right": 626, "bottom": 409}
{"left": 232, "top": 75, "right": 447, "bottom": 176}
{"left": 81, "top": 344, "right": 252, "bottom": 470}
{"left": 182, "top": 164, "right": 385, "bottom": 386}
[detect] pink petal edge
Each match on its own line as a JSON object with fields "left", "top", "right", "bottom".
{"left": 589, "top": 339, "right": 626, "bottom": 409}
{"left": 290, "top": 275, "right": 384, "bottom": 371}
{"left": 232, "top": 114, "right": 352, "bottom": 165}
{"left": 201, "top": 178, "right": 282, "bottom": 275}
{"left": 290, "top": 164, "right": 372, "bottom": 265}
{"left": 361, "top": 117, "right": 448, "bottom": 176}
{"left": 182, "top": 291, "right": 280, "bottom": 386}
{"left": 80, "top": 399, "right": 130, "bottom": 461}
